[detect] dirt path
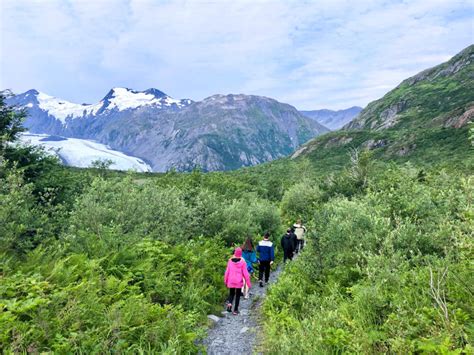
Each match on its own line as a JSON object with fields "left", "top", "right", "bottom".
{"left": 202, "top": 265, "right": 283, "bottom": 355}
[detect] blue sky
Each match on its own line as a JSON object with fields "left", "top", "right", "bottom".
{"left": 1, "top": 0, "right": 472, "bottom": 110}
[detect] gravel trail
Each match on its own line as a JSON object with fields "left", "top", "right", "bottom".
{"left": 202, "top": 264, "right": 282, "bottom": 355}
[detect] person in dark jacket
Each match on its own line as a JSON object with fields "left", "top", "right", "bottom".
{"left": 290, "top": 227, "right": 298, "bottom": 251}
{"left": 281, "top": 229, "right": 296, "bottom": 263}
{"left": 256, "top": 232, "right": 275, "bottom": 287}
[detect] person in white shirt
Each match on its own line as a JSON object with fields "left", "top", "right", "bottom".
{"left": 293, "top": 219, "right": 307, "bottom": 253}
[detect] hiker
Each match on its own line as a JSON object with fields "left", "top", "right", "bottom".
{"left": 256, "top": 232, "right": 275, "bottom": 287}
{"left": 224, "top": 247, "right": 251, "bottom": 315}
{"left": 242, "top": 237, "right": 258, "bottom": 299}
{"left": 293, "top": 219, "right": 307, "bottom": 253}
{"left": 290, "top": 226, "right": 298, "bottom": 252}
{"left": 281, "top": 228, "right": 296, "bottom": 263}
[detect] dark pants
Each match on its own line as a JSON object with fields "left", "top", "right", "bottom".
{"left": 283, "top": 250, "right": 293, "bottom": 263}
{"left": 296, "top": 239, "right": 304, "bottom": 252}
{"left": 258, "top": 260, "right": 271, "bottom": 282}
{"left": 228, "top": 288, "right": 242, "bottom": 311}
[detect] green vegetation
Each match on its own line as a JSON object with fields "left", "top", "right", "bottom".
{"left": 1, "top": 53, "right": 473, "bottom": 355}
{"left": 0, "top": 161, "right": 285, "bottom": 352}
{"left": 263, "top": 162, "right": 473, "bottom": 353}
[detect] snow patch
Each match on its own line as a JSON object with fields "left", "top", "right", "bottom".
{"left": 106, "top": 87, "right": 163, "bottom": 111}
{"left": 31, "top": 88, "right": 189, "bottom": 124}
{"left": 106, "top": 88, "right": 189, "bottom": 110}
{"left": 37, "top": 92, "right": 103, "bottom": 123}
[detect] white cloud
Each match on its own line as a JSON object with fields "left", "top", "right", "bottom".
{"left": 1, "top": 0, "right": 472, "bottom": 109}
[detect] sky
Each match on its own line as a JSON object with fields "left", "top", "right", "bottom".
{"left": 1, "top": 0, "right": 473, "bottom": 110}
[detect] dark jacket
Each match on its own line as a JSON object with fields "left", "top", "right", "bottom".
{"left": 290, "top": 231, "right": 298, "bottom": 250}
{"left": 281, "top": 233, "right": 296, "bottom": 252}
{"left": 257, "top": 240, "right": 275, "bottom": 261}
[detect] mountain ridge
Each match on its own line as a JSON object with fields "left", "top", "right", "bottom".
{"left": 300, "top": 106, "right": 362, "bottom": 130}
{"left": 291, "top": 44, "right": 474, "bottom": 167}
{"left": 8, "top": 89, "right": 329, "bottom": 172}
{"left": 345, "top": 44, "right": 474, "bottom": 131}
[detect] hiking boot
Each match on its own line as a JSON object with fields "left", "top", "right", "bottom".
{"left": 259, "top": 280, "right": 264, "bottom": 287}
{"left": 226, "top": 303, "right": 232, "bottom": 312}
{"left": 232, "top": 310, "right": 239, "bottom": 315}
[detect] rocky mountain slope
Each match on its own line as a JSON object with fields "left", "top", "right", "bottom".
{"left": 345, "top": 44, "right": 474, "bottom": 131}
{"left": 300, "top": 106, "right": 362, "bottom": 130}
{"left": 8, "top": 89, "right": 328, "bottom": 172}
{"left": 88, "top": 94, "right": 328, "bottom": 171}
{"left": 292, "top": 45, "right": 474, "bottom": 167}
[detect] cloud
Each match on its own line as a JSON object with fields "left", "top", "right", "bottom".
{"left": 1, "top": 0, "right": 472, "bottom": 109}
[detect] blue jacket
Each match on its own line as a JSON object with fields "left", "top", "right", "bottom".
{"left": 242, "top": 250, "right": 258, "bottom": 273}
{"left": 257, "top": 240, "right": 275, "bottom": 262}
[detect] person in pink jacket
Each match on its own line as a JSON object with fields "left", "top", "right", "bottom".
{"left": 224, "top": 247, "right": 251, "bottom": 315}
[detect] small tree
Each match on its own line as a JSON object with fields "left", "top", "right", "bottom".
{"left": 0, "top": 90, "right": 26, "bottom": 153}
{"left": 348, "top": 148, "right": 373, "bottom": 190}
{"left": 90, "top": 158, "right": 114, "bottom": 170}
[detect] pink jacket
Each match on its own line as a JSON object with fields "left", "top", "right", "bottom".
{"left": 224, "top": 258, "right": 252, "bottom": 289}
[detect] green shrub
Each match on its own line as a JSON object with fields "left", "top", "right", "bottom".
{"left": 280, "top": 179, "right": 321, "bottom": 223}
{"left": 261, "top": 167, "right": 473, "bottom": 354}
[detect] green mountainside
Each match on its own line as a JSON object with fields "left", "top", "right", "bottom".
{"left": 293, "top": 45, "right": 474, "bottom": 171}
{"left": 347, "top": 44, "right": 474, "bottom": 130}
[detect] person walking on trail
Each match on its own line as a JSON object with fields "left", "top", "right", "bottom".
{"left": 256, "top": 232, "right": 275, "bottom": 287}
{"left": 224, "top": 247, "right": 252, "bottom": 315}
{"left": 241, "top": 238, "right": 258, "bottom": 299}
{"left": 293, "top": 219, "right": 307, "bottom": 253}
{"left": 290, "top": 226, "right": 298, "bottom": 251}
{"left": 281, "top": 229, "right": 296, "bottom": 263}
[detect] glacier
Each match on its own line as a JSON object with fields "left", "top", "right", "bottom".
{"left": 19, "top": 133, "right": 152, "bottom": 172}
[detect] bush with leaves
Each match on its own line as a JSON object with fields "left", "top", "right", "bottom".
{"left": 280, "top": 179, "right": 321, "bottom": 224}
{"left": 262, "top": 166, "right": 473, "bottom": 354}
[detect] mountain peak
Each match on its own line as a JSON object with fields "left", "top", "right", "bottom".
{"left": 101, "top": 87, "right": 190, "bottom": 112}
{"left": 24, "top": 89, "right": 40, "bottom": 96}
{"left": 144, "top": 88, "right": 167, "bottom": 98}
{"left": 10, "top": 87, "right": 193, "bottom": 125}
{"left": 103, "top": 87, "right": 168, "bottom": 102}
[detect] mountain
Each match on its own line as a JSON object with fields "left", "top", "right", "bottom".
{"left": 7, "top": 87, "right": 192, "bottom": 136}
{"left": 300, "top": 106, "right": 362, "bottom": 130}
{"left": 345, "top": 45, "right": 474, "bottom": 131}
{"left": 9, "top": 90, "right": 328, "bottom": 172}
{"left": 18, "top": 133, "right": 152, "bottom": 172}
{"left": 86, "top": 94, "right": 329, "bottom": 171}
{"left": 292, "top": 44, "right": 474, "bottom": 168}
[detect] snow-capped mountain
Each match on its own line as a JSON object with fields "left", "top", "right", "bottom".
{"left": 9, "top": 87, "right": 192, "bottom": 126}
{"left": 8, "top": 89, "right": 328, "bottom": 172}
{"left": 19, "top": 133, "right": 152, "bottom": 172}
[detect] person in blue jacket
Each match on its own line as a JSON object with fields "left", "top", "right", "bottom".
{"left": 256, "top": 232, "right": 275, "bottom": 287}
{"left": 241, "top": 237, "right": 258, "bottom": 299}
